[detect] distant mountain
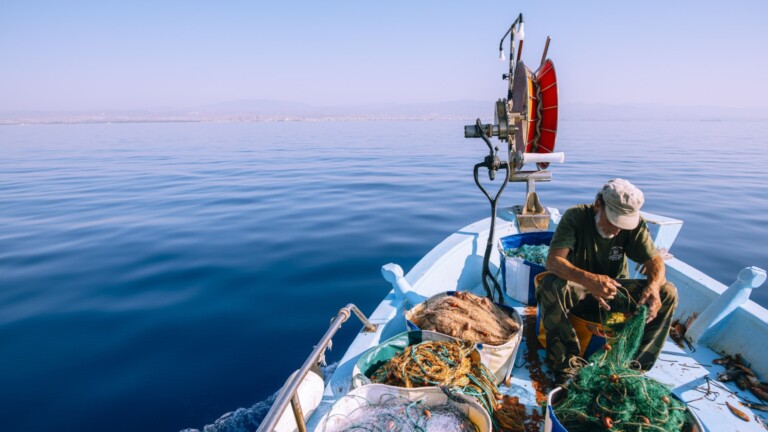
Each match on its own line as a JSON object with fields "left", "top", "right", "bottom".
{"left": 1, "top": 100, "right": 767, "bottom": 125}
{"left": 192, "top": 99, "right": 317, "bottom": 116}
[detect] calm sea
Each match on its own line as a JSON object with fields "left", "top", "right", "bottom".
{"left": 1, "top": 120, "right": 766, "bottom": 432}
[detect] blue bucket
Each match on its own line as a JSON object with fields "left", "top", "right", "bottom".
{"left": 498, "top": 231, "right": 554, "bottom": 304}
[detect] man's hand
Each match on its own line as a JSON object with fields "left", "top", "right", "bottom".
{"left": 637, "top": 286, "right": 661, "bottom": 323}
{"left": 638, "top": 255, "right": 667, "bottom": 323}
{"left": 585, "top": 274, "right": 622, "bottom": 311}
{"left": 547, "top": 248, "right": 622, "bottom": 311}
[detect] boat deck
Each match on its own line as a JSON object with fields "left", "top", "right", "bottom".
{"left": 309, "top": 285, "right": 768, "bottom": 432}
{"left": 503, "top": 297, "right": 768, "bottom": 432}
{"left": 300, "top": 211, "right": 768, "bottom": 432}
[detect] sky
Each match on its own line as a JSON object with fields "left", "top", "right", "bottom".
{"left": 1, "top": 0, "right": 767, "bottom": 112}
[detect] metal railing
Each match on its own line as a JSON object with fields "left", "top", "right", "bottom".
{"left": 257, "top": 304, "right": 377, "bottom": 432}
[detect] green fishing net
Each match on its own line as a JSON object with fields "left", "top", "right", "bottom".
{"left": 552, "top": 307, "right": 689, "bottom": 432}
{"left": 503, "top": 244, "right": 549, "bottom": 265}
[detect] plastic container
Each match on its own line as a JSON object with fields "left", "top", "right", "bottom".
{"left": 544, "top": 386, "right": 704, "bottom": 432}
{"left": 352, "top": 330, "right": 478, "bottom": 388}
{"left": 498, "top": 231, "right": 554, "bottom": 304}
{"left": 319, "top": 384, "right": 492, "bottom": 432}
{"left": 536, "top": 308, "right": 612, "bottom": 359}
{"left": 404, "top": 291, "right": 523, "bottom": 384}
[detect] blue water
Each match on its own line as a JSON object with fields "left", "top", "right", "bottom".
{"left": 0, "top": 120, "right": 766, "bottom": 432}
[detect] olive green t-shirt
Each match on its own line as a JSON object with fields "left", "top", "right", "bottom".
{"left": 549, "top": 204, "right": 657, "bottom": 278}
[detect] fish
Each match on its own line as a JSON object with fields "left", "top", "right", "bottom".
{"left": 751, "top": 386, "right": 768, "bottom": 402}
{"left": 718, "top": 369, "right": 744, "bottom": 382}
{"left": 733, "top": 363, "right": 758, "bottom": 377}
{"left": 713, "top": 355, "right": 734, "bottom": 366}
{"left": 737, "top": 376, "right": 751, "bottom": 391}
{"left": 727, "top": 401, "right": 751, "bottom": 422}
{"left": 669, "top": 321, "right": 686, "bottom": 349}
{"left": 741, "top": 401, "right": 768, "bottom": 412}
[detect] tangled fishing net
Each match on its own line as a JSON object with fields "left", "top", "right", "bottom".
{"left": 503, "top": 244, "right": 549, "bottom": 266}
{"left": 322, "top": 394, "right": 478, "bottom": 432}
{"left": 406, "top": 292, "right": 520, "bottom": 345}
{"left": 369, "top": 340, "right": 528, "bottom": 431}
{"left": 370, "top": 340, "right": 499, "bottom": 413}
{"left": 553, "top": 307, "right": 689, "bottom": 432}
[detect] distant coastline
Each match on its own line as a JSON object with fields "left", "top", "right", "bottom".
{"left": 2, "top": 100, "right": 767, "bottom": 125}
{"left": 0, "top": 115, "right": 481, "bottom": 126}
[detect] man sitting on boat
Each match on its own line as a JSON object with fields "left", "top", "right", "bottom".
{"left": 537, "top": 178, "right": 678, "bottom": 384}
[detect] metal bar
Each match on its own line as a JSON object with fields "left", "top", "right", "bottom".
{"left": 290, "top": 393, "right": 307, "bottom": 432}
{"left": 507, "top": 26, "right": 516, "bottom": 100}
{"left": 257, "top": 304, "right": 374, "bottom": 431}
{"left": 539, "top": 81, "right": 557, "bottom": 93}
{"left": 464, "top": 124, "right": 500, "bottom": 139}
{"left": 540, "top": 36, "right": 551, "bottom": 67}
{"left": 350, "top": 304, "right": 377, "bottom": 333}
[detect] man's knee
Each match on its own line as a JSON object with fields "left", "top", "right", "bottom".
{"left": 535, "top": 273, "right": 566, "bottom": 305}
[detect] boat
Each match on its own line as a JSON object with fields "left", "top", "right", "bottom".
{"left": 257, "top": 14, "right": 768, "bottom": 432}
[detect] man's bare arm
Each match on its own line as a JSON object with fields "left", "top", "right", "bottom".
{"left": 637, "top": 255, "right": 666, "bottom": 322}
{"left": 545, "top": 247, "right": 621, "bottom": 310}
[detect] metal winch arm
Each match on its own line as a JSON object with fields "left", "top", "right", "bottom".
{"left": 471, "top": 119, "right": 510, "bottom": 303}
{"left": 474, "top": 160, "right": 509, "bottom": 303}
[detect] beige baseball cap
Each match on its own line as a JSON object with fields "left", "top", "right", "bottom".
{"left": 600, "top": 178, "right": 644, "bottom": 230}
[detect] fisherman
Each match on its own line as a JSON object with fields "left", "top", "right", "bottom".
{"left": 536, "top": 178, "right": 678, "bottom": 384}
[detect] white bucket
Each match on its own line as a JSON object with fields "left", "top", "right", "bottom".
{"left": 405, "top": 291, "right": 524, "bottom": 384}
{"left": 319, "top": 384, "right": 492, "bottom": 432}
{"left": 544, "top": 386, "right": 705, "bottom": 432}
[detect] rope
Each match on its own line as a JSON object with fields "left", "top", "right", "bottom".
{"left": 370, "top": 341, "right": 503, "bottom": 425}
{"left": 552, "top": 306, "right": 690, "bottom": 431}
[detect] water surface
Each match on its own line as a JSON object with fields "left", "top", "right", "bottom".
{"left": 0, "top": 120, "right": 765, "bottom": 431}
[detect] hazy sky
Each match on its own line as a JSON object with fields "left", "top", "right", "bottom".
{"left": 1, "top": 0, "right": 766, "bottom": 111}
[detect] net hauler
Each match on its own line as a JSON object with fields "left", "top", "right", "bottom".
{"left": 463, "top": 14, "right": 564, "bottom": 302}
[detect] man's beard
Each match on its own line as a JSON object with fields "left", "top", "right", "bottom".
{"left": 596, "top": 212, "right": 616, "bottom": 239}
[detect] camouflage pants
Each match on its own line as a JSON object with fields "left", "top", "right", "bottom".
{"left": 535, "top": 273, "right": 678, "bottom": 372}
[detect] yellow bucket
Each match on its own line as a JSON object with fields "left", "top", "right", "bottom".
{"left": 534, "top": 272, "right": 617, "bottom": 358}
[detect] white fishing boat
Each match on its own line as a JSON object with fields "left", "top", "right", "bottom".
{"left": 257, "top": 14, "right": 768, "bottom": 432}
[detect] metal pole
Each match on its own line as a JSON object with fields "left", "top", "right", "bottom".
{"left": 290, "top": 393, "right": 307, "bottom": 432}
{"left": 257, "top": 304, "right": 376, "bottom": 431}
{"left": 540, "top": 36, "right": 551, "bottom": 67}
{"left": 507, "top": 25, "right": 516, "bottom": 100}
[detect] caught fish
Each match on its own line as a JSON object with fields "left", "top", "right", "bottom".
{"left": 713, "top": 355, "right": 734, "bottom": 366}
{"left": 733, "top": 363, "right": 758, "bottom": 377}
{"left": 751, "top": 386, "right": 768, "bottom": 402}
{"left": 737, "top": 376, "right": 750, "bottom": 391}
{"left": 734, "top": 353, "right": 750, "bottom": 367}
{"left": 718, "top": 369, "right": 745, "bottom": 382}
{"left": 741, "top": 401, "right": 768, "bottom": 412}
{"left": 669, "top": 321, "right": 686, "bottom": 349}
{"left": 727, "top": 401, "right": 751, "bottom": 422}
